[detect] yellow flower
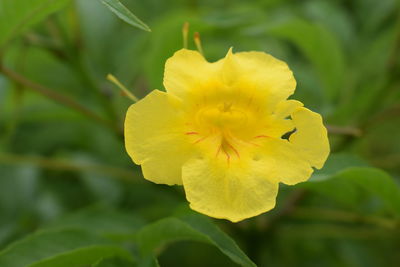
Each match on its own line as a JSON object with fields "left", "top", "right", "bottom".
{"left": 125, "top": 48, "right": 329, "bottom": 222}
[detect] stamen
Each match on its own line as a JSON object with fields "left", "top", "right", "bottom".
{"left": 247, "top": 142, "right": 261, "bottom": 147}
{"left": 194, "top": 32, "right": 204, "bottom": 56}
{"left": 185, "top": 131, "right": 199, "bottom": 135}
{"left": 254, "top": 135, "right": 270, "bottom": 139}
{"left": 182, "top": 22, "right": 189, "bottom": 49}
{"left": 226, "top": 142, "right": 240, "bottom": 158}
{"left": 215, "top": 145, "right": 222, "bottom": 157}
{"left": 223, "top": 148, "right": 231, "bottom": 165}
{"left": 193, "top": 135, "right": 209, "bottom": 144}
{"left": 228, "top": 133, "right": 261, "bottom": 147}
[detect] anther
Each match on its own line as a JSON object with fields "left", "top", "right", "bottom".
{"left": 194, "top": 32, "right": 204, "bottom": 56}
{"left": 182, "top": 22, "right": 189, "bottom": 49}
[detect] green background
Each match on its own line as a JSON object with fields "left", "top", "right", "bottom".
{"left": 0, "top": 0, "right": 399, "bottom": 266}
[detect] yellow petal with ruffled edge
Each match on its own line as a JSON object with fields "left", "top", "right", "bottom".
{"left": 222, "top": 51, "right": 297, "bottom": 109}
{"left": 252, "top": 106, "right": 329, "bottom": 186}
{"left": 182, "top": 157, "right": 279, "bottom": 223}
{"left": 163, "top": 49, "right": 221, "bottom": 99}
{"left": 289, "top": 107, "right": 330, "bottom": 169}
{"left": 255, "top": 139, "right": 314, "bottom": 185}
{"left": 164, "top": 49, "right": 296, "bottom": 109}
{"left": 124, "top": 90, "right": 192, "bottom": 185}
{"left": 273, "top": 100, "right": 304, "bottom": 119}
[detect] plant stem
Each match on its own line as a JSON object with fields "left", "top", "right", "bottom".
{"left": 49, "top": 16, "right": 119, "bottom": 123}
{"left": 0, "top": 64, "right": 119, "bottom": 133}
{"left": 289, "top": 207, "right": 399, "bottom": 230}
{"left": 0, "top": 152, "right": 140, "bottom": 183}
{"left": 326, "top": 124, "right": 362, "bottom": 137}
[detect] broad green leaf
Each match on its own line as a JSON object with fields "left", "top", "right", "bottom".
{"left": 93, "top": 256, "right": 138, "bottom": 267}
{"left": 267, "top": 19, "right": 346, "bottom": 102}
{"left": 303, "top": 167, "right": 400, "bottom": 215}
{"left": 0, "top": 0, "right": 70, "bottom": 48}
{"left": 0, "top": 164, "right": 40, "bottom": 245}
{"left": 137, "top": 256, "right": 160, "bottom": 267}
{"left": 0, "top": 229, "right": 133, "bottom": 267}
{"left": 100, "top": 0, "right": 151, "bottom": 32}
{"left": 136, "top": 214, "right": 256, "bottom": 267}
{"left": 29, "top": 245, "right": 132, "bottom": 267}
{"left": 310, "top": 153, "right": 369, "bottom": 181}
{"left": 137, "top": 218, "right": 208, "bottom": 253}
{"left": 46, "top": 205, "right": 144, "bottom": 238}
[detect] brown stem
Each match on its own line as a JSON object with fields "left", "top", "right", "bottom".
{"left": 289, "top": 207, "right": 399, "bottom": 230}
{"left": 0, "top": 64, "right": 120, "bottom": 133}
{"left": 0, "top": 152, "right": 140, "bottom": 183}
{"left": 326, "top": 124, "right": 362, "bottom": 137}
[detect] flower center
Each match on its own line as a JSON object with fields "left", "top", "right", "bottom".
{"left": 200, "top": 102, "right": 248, "bottom": 131}
{"left": 186, "top": 100, "right": 265, "bottom": 164}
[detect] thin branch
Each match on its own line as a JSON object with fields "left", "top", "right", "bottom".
{"left": 290, "top": 207, "right": 399, "bottom": 230}
{"left": 277, "top": 223, "right": 399, "bottom": 239}
{"left": 326, "top": 124, "right": 362, "bottom": 137}
{"left": 370, "top": 154, "right": 400, "bottom": 169}
{"left": 48, "top": 16, "right": 119, "bottom": 122}
{"left": 0, "top": 152, "right": 140, "bottom": 183}
{"left": 0, "top": 64, "right": 119, "bottom": 133}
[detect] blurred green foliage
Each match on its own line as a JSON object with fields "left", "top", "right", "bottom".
{"left": 0, "top": 0, "right": 400, "bottom": 266}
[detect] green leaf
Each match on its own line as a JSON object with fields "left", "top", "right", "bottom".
{"left": 303, "top": 167, "right": 400, "bottom": 215}
{"left": 100, "top": 0, "right": 151, "bottom": 32}
{"left": 93, "top": 256, "right": 137, "bottom": 267}
{"left": 29, "top": 245, "right": 132, "bottom": 267}
{"left": 267, "top": 19, "right": 346, "bottom": 102}
{"left": 136, "top": 213, "right": 256, "bottom": 267}
{"left": 136, "top": 255, "right": 160, "bottom": 267}
{"left": 0, "top": 0, "right": 70, "bottom": 48}
{"left": 0, "top": 229, "right": 133, "bottom": 267}
{"left": 310, "top": 153, "right": 369, "bottom": 181}
{"left": 45, "top": 204, "right": 144, "bottom": 238}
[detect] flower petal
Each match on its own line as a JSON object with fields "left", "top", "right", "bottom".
{"left": 182, "top": 157, "right": 279, "bottom": 222}
{"left": 256, "top": 139, "right": 314, "bottom": 185}
{"left": 163, "top": 49, "right": 221, "bottom": 99}
{"left": 224, "top": 51, "right": 297, "bottom": 109}
{"left": 261, "top": 100, "right": 303, "bottom": 139}
{"left": 289, "top": 107, "right": 330, "bottom": 169}
{"left": 274, "top": 100, "right": 304, "bottom": 119}
{"left": 124, "top": 90, "right": 192, "bottom": 185}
